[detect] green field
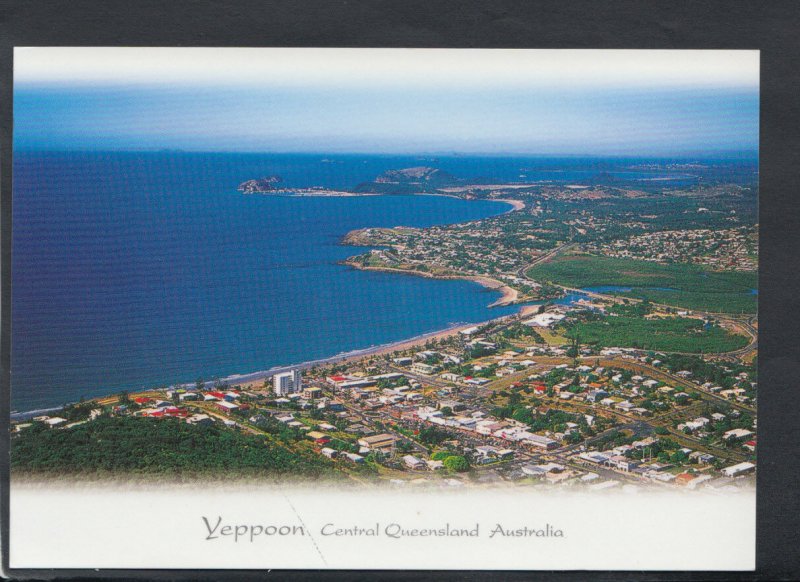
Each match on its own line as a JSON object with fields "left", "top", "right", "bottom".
{"left": 567, "top": 316, "right": 750, "bottom": 353}
{"left": 527, "top": 254, "right": 757, "bottom": 313}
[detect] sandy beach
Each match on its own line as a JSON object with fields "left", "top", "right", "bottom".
{"left": 11, "top": 302, "right": 527, "bottom": 419}
{"left": 11, "top": 281, "right": 573, "bottom": 418}
{"left": 494, "top": 198, "right": 526, "bottom": 212}
{"left": 343, "top": 262, "right": 520, "bottom": 308}
{"left": 195, "top": 316, "right": 516, "bottom": 394}
{"left": 471, "top": 275, "right": 519, "bottom": 306}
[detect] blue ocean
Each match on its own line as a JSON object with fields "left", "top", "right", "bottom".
{"left": 12, "top": 152, "right": 534, "bottom": 411}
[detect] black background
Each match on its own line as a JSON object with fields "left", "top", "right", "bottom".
{"left": 1, "top": 1, "right": 799, "bottom": 579}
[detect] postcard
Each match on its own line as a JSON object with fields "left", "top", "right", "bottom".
{"left": 8, "top": 47, "right": 757, "bottom": 571}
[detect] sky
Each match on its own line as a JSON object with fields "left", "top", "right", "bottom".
{"left": 14, "top": 48, "right": 759, "bottom": 156}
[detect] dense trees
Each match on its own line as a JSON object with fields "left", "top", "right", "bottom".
{"left": 417, "top": 426, "right": 452, "bottom": 446}
{"left": 443, "top": 455, "right": 470, "bottom": 473}
{"left": 11, "top": 417, "right": 338, "bottom": 479}
{"left": 563, "top": 314, "right": 748, "bottom": 354}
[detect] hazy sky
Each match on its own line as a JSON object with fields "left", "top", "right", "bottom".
{"left": 15, "top": 48, "right": 759, "bottom": 155}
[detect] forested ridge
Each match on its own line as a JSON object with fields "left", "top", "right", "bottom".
{"left": 11, "top": 416, "right": 340, "bottom": 479}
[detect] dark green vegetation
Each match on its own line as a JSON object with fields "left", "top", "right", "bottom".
{"left": 417, "top": 425, "right": 454, "bottom": 446}
{"left": 564, "top": 314, "right": 748, "bottom": 353}
{"left": 443, "top": 455, "right": 470, "bottom": 472}
{"left": 11, "top": 416, "right": 339, "bottom": 480}
{"left": 528, "top": 253, "right": 757, "bottom": 313}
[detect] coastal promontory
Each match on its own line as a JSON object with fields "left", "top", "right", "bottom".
{"left": 238, "top": 176, "right": 282, "bottom": 193}
{"left": 353, "top": 166, "right": 460, "bottom": 194}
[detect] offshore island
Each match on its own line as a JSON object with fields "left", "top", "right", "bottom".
{"left": 12, "top": 160, "right": 758, "bottom": 492}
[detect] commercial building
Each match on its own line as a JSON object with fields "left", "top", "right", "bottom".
{"left": 273, "top": 369, "right": 303, "bottom": 396}
{"left": 410, "top": 362, "right": 437, "bottom": 375}
{"left": 524, "top": 434, "right": 559, "bottom": 450}
{"left": 357, "top": 433, "right": 396, "bottom": 451}
{"left": 721, "top": 462, "right": 756, "bottom": 478}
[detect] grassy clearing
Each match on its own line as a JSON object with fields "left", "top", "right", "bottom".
{"left": 536, "top": 328, "right": 568, "bottom": 346}
{"left": 527, "top": 253, "right": 757, "bottom": 313}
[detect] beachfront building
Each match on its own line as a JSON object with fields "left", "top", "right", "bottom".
{"left": 274, "top": 369, "right": 303, "bottom": 396}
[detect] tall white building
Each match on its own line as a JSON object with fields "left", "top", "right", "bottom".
{"left": 273, "top": 369, "right": 302, "bottom": 396}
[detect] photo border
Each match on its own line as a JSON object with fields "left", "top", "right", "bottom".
{"left": 1, "top": 1, "right": 798, "bottom": 579}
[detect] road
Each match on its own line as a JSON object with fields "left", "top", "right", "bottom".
{"left": 516, "top": 241, "right": 577, "bottom": 279}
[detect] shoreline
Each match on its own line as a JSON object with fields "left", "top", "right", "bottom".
{"left": 472, "top": 275, "right": 520, "bottom": 306}
{"left": 13, "top": 193, "right": 529, "bottom": 418}
{"left": 336, "top": 194, "right": 525, "bottom": 306}
{"left": 11, "top": 311, "right": 525, "bottom": 421}
{"left": 342, "top": 262, "right": 521, "bottom": 308}
{"left": 12, "top": 287, "right": 585, "bottom": 419}
{"left": 494, "top": 198, "right": 526, "bottom": 212}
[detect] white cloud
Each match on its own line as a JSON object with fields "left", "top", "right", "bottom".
{"left": 15, "top": 48, "right": 759, "bottom": 90}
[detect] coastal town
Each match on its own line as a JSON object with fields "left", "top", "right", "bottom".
{"left": 11, "top": 167, "right": 758, "bottom": 492}
{"left": 16, "top": 296, "right": 756, "bottom": 490}
{"left": 340, "top": 166, "right": 758, "bottom": 313}
{"left": 583, "top": 226, "right": 758, "bottom": 272}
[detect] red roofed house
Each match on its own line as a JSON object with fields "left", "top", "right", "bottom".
{"left": 164, "top": 407, "right": 190, "bottom": 418}
{"left": 307, "top": 431, "right": 331, "bottom": 444}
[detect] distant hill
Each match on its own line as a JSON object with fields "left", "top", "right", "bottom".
{"left": 238, "top": 176, "right": 282, "bottom": 193}
{"left": 354, "top": 166, "right": 460, "bottom": 194}
{"left": 375, "top": 166, "right": 456, "bottom": 185}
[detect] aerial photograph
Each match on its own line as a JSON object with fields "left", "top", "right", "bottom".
{"left": 11, "top": 48, "right": 758, "bottom": 492}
